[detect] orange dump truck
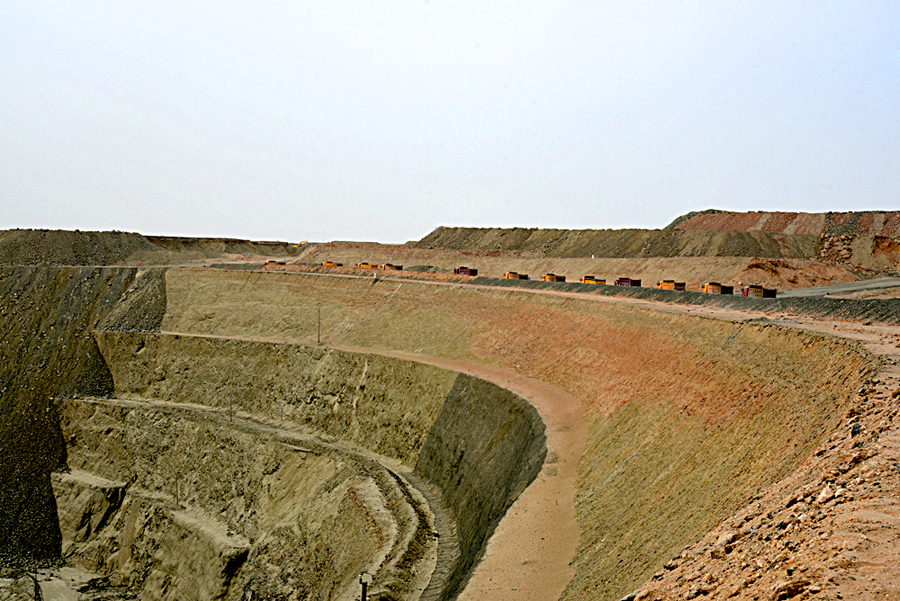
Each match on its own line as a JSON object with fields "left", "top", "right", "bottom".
{"left": 380, "top": 263, "right": 403, "bottom": 270}
{"left": 322, "top": 261, "right": 343, "bottom": 267}
{"left": 541, "top": 273, "right": 566, "bottom": 282}
{"left": 504, "top": 271, "right": 529, "bottom": 280}
{"left": 703, "top": 282, "right": 734, "bottom": 294}
{"left": 356, "top": 262, "right": 378, "bottom": 269}
{"left": 657, "top": 280, "right": 686, "bottom": 291}
{"left": 580, "top": 276, "right": 605, "bottom": 285}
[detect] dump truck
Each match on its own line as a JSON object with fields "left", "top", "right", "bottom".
{"left": 702, "top": 282, "right": 734, "bottom": 295}
{"left": 454, "top": 267, "right": 478, "bottom": 276}
{"left": 615, "top": 278, "right": 641, "bottom": 287}
{"left": 541, "top": 273, "right": 566, "bottom": 282}
{"left": 356, "top": 262, "right": 378, "bottom": 269}
{"left": 322, "top": 261, "right": 343, "bottom": 267}
{"left": 742, "top": 285, "right": 764, "bottom": 297}
{"left": 504, "top": 271, "right": 529, "bottom": 280}
{"left": 380, "top": 263, "right": 403, "bottom": 271}
{"left": 580, "top": 276, "right": 605, "bottom": 285}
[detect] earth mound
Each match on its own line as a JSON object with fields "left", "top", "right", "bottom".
{"left": 0, "top": 229, "right": 302, "bottom": 266}
{"left": 411, "top": 226, "right": 817, "bottom": 259}
{"left": 670, "top": 210, "right": 900, "bottom": 237}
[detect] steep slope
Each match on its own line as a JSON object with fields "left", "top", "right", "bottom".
{"left": 161, "top": 269, "right": 872, "bottom": 601}
{"left": 0, "top": 266, "right": 165, "bottom": 563}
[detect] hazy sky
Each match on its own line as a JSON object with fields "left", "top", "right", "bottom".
{"left": 2, "top": 2, "right": 899, "bottom": 243}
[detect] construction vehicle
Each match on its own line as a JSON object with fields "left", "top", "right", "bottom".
{"left": 541, "top": 273, "right": 566, "bottom": 282}
{"left": 454, "top": 267, "right": 478, "bottom": 276}
{"left": 702, "top": 282, "right": 733, "bottom": 294}
{"left": 380, "top": 263, "right": 403, "bottom": 271}
{"left": 615, "top": 278, "right": 641, "bottom": 287}
{"left": 322, "top": 261, "right": 343, "bottom": 267}
{"left": 742, "top": 285, "right": 764, "bottom": 297}
{"left": 657, "top": 280, "right": 686, "bottom": 291}
{"left": 504, "top": 271, "right": 529, "bottom": 280}
{"left": 356, "top": 262, "right": 378, "bottom": 269}
{"left": 580, "top": 276, "right": 605, "bottom": 285}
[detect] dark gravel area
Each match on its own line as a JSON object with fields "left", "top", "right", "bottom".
{"left": 470, "top": 276, "right": 900, "bottom": 325}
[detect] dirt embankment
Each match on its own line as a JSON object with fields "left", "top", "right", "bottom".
{"left": 671, "top": 210, "right": 900, "bottom": 238}
{"left": 60, "top": 331, "right": 545, "bottom": 601}
{"left": 0, "top": 229, "right": 302, "bottom": 267}
{"left": 411, "top": 226, "right": 818, "bottom": 259}
{"left": 0, "top": 266, "right": 165, "bottom": 563}
{"left": 161, "top": 269, "right": 872, "bottom": 601}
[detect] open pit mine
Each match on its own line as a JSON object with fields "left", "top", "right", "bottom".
{"left": 3, "top": 213, "right": 900, "bottom": 601}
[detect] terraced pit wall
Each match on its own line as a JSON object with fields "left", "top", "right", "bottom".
{"left": 162, "top": 269, "right": 874, "bottom": 601}
{"left": 0, "top": 266, "right": 165, "bottom": 563}
{"left": 1, "top": 266, "right": 546, "bottom": 600}
{"left": 66, "top": 332, "right": 545, "bottom": 600}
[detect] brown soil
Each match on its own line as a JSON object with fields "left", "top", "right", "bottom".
{"left": 674, "top": 211, "right": 900, "bottom": 237}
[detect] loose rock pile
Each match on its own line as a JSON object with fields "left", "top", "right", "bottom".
{"left": 627, "top": 365, "right": 900, "bottom": 600}
{"left": 820, "top": 234, "right": 854, "bottom": 264}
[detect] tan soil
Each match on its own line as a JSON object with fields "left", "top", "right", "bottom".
{"left": 161, "top": 269, "right": 876, "bottom": 601}
{"left": 273, "top": 244, "right": 862, "bottom": 291}
{"left": 324, "top": 348, "right": 588, "bottom": 601}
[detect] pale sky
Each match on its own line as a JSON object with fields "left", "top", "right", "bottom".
{"left": 2, "top": 1, "right": 898, "bottom": 243}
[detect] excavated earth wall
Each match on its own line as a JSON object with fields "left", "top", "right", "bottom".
{"left": 0, "top": 262, "right": 876, "bottom": 601}
{"left": 162, "top": 269, "right": 873, "bottom": 601}
{"left": 411, "top": 226, "right": 818, "bottom": 259}
{"left": 60, "top": 332, "right": 545, "bottom": 601}
{"left": 0, "top": 264, "right": 545, "bottom": 600}
{"left": 0, "top": 266, "right": 165, "bottom": 563}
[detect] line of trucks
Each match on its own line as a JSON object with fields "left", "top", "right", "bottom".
{"left": 317, "top": 262, "right": 776, "bottom": 297}
{"left": 500, "top": 271, "right": 775, "bottom": 296}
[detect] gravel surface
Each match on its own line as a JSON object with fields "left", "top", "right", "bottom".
{"left": 469, "top": 276, "right": 900, "bottom": 325}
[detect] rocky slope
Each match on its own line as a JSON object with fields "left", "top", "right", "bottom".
{"left": 411, "top": 227, "right": 818, "bottom": 259}
{"left": 0, "top": 266, "right": 165, "bottom": 564}
{"left": 0, "top": 229, "right": 301, "bottom": 266}
{"left": 671, "top": 210, "right": 900, "bottom": 237}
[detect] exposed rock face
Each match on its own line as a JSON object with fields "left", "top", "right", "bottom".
{"left": 0, "top": 266, "right": 165, "bottom": 563}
